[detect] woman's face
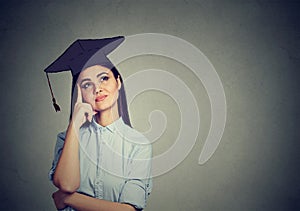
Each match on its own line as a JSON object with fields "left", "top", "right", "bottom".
{"left": 77, "top": 65, "right": 121, "bottom": 113}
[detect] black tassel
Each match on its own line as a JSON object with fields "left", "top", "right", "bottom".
{"left": 46, "top": 73, "right": 61, "bottom": 112}
{"left": 52, "top": 97, "right": 61, "bottom": 112}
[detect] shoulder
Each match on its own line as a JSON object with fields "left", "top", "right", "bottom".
{"left": 120, "top": 123, "right": 151, "bottom": 146}
{"left": 57, "top": 131, "right": 66, "bottom": 141}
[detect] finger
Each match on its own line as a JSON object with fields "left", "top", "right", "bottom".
{"left": 88, "top": 113, "right": 93, "bottom": 122}
{"left": 79, "top": 103, "right": 94, "bottom": 123}
{"left": 86, "top": 106, "right": 96, "bottom": 122}
{"left": 84, "top": 111, "right": 93, "bottom": 122}
{"left": 76, "top": 83, "right": 83, "bottom": 104}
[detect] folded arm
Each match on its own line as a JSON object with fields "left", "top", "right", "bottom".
{"left": 52, "top": 190, "right": 136, "bottom": 211}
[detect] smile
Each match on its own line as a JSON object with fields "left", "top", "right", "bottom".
{"left": 95, "top": 95, "right": 108, "bottom": 102}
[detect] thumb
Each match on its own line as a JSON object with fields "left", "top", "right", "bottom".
{"left": 76, "top": 84, "right": 83, "bottom": 104}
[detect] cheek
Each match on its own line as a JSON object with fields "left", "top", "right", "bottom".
{"left": 109, "top": 86, "right": 119, "bottom": 99}
{"left": 82, "top": 91, "right": 95, "bottom": 103}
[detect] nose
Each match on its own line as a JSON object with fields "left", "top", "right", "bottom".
{"left": 95, "top": 83, "right": 103, "bottom": 94}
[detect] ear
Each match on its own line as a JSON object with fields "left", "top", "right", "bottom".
{"left": 117, "top": 75, "right": 122, "bottom": 90}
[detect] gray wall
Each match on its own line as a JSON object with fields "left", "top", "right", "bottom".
{"left": 0, "top": 0, "right": 299, "bottom": 210}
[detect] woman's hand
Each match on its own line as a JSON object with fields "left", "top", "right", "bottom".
{"left": 71, "top": 84, "right": 97, "bottom": 130}
{"left": 52, "top": 190, "right": 71, "bottom": 210}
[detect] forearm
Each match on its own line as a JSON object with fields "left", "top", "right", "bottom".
{"left": 53, "top": 121, "right": 80, "bottom": 192}
{"left": 65, "top": 192, "right": 136, "bottom": 211}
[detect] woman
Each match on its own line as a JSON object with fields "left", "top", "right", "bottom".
{"left": 46, "top": 36, "right": 152, "bottom": 211}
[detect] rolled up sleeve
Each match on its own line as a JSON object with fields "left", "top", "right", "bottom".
{"left": 119, "top": 143, "right": 153, "bottom": 210}
{"left": 48, "top": 131, "right": 66, "bottom": 181}
{"left": 119, "top": 178, "right": 152, "bottom": 210}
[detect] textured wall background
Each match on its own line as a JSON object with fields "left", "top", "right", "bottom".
{"left": 0, "top": 0, "right": 299, "bottom": 210}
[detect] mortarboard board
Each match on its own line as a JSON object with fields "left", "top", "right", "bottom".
{"left": 44, "top": 36, "right": 125, "bottom": 112}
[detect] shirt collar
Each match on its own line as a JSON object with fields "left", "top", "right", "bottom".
{"left": 91, "top": 116, "right": 124, "bottom": 133}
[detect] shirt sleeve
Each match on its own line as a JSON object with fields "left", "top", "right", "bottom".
{"left": 48, "top": 131, "right": 66, "bottom": 181}
{"left": 119, "top": 142, "right": 153, "bottom": 210}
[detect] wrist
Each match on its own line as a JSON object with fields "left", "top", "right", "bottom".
{"left": 63, "top": 192, "right": 73, "bottom": 206}
{"left": 64, "top": 192, "right": 77, "bottom": 207}
{"left": 68, "top": 120, "right": 80, "bottom": 133}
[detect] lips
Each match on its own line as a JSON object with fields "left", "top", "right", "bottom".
{"left": 95, "top": 95, "right": 108, "bottom": 102}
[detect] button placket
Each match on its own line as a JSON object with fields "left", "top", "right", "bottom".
{"left": 95, "top": 127, "right": 104, "bottom": 198}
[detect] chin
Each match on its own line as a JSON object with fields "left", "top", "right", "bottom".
{"left": 95, "top": 101, "right": 118, "bottom": 113}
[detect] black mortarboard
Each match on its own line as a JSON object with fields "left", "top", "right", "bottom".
{"left": 44, "top": 36, "right": 125, "bottom": 112}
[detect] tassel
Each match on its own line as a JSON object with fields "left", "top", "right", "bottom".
{"left": 52, "top": 97, "right": 61, "bottom": 112}
{"left": 46, "top": 73, "right": 61, "bottom": 112}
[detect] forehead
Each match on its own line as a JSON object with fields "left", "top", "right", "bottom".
{"left": 78, "top": 65, "right": 112, "bottom": 79}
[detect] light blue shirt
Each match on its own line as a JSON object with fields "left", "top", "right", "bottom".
{"left": 49, "top": 117, "right": 152, "bottom": 210}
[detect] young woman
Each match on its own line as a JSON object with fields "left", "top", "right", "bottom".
{"left": 46, "top": 37, "right": 152, "bottom": 211}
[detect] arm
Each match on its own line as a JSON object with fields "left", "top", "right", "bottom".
{"left": 52, "top": 190, "right": 136, "bottom": 211}
{"left": 53, "top": 84, "right": 95, "bottom": 193}
{"left": 52, "top": 121, "right": 80, "bottom": 193}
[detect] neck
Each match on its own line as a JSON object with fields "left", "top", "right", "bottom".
{"left": 95, "top": 104, "right": 120, "bottom": 127}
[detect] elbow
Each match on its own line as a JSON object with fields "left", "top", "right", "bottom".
{"left": 53, "top": 175, "right": 79, "bottom": 193}
{"left": 122, "top": 204, "right": 137, "bottom": 211}
{"left": 127, "top": 207, "right": 136, "bottom": 211}
{"left": 58, "top": 183, "right": 79, "bottom": 193}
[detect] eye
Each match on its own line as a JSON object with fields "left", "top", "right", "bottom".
{"left": 100, "top": 76, "right": 109, "bottom": 82}
{"left": 81, "top": 82, "right": 92, "bottom": 89}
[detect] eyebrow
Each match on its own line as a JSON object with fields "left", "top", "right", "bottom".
{"left": 96, "top": 72, "right": 108, "bottom": 78}
{"left": 79, "top": 72, "right": 108, "bottom": 85}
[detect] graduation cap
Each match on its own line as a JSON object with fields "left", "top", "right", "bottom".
{"left": 44, "top": 36, "right": 125, "bottom": 112}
